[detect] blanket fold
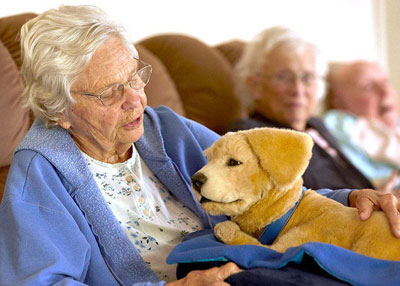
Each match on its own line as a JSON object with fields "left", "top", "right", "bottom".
{"left": 167, "top": 230, "right": 400, "bottom": 286}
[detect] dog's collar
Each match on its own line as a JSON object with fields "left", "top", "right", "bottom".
{"left": 259, "top": 187, "right": 306, "bottom": 245}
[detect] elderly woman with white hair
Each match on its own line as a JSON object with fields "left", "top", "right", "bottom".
{"left": 229, "top": 26, "right": 377, "bottom": 191}
{"left": 0, "top": 6, "right": 399, "bottom": 286}
{"left": 0, "top": 5, "right": 241, "bottom": 286}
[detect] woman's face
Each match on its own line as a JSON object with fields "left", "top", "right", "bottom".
{"left": 250, "top": 43, "right": 318, "bottom": 131}
{"left": 60, "top": 36, "right": 147, "bottom": 162}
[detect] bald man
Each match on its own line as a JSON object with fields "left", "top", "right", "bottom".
{"left": 328, "top": 60, "right": 398, "bottom": 128}
{"left": 324, "top": 60, "right": 400, "bottom": 188}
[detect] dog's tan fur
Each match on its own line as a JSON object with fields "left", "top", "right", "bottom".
{"left": 193, "top": 127, "right": 400, "bottom": 261}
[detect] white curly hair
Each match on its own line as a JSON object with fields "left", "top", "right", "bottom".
{"left": 20, "top": 5, "right": 138, "bottom": 127}
{"left": 234, "top": 26, "right": 327, "bottom": 112}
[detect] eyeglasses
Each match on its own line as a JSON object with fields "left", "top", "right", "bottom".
{"left": 72, "top": 58, "right": 152, "bottom": 106}
{"left": 267, "top": 71, "right": 320, "bottom": 88}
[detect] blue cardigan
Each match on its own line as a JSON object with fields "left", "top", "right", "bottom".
{"left": 0, "top": 106, "right": 350, "bottom": 286}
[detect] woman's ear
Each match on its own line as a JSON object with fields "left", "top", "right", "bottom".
{"left": 57, "top": 113, "right": 72, "bottom": 130}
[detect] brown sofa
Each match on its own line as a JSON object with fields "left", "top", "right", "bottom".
{"left": 0, "top": 13, "right": 245, "bottom": 201}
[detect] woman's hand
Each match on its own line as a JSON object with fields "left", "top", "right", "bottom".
{"left": 165, "top": 262, "right": 241, "bottom": 286}
{"left": 349, "top": 170, "right": 400, "bottom": 238}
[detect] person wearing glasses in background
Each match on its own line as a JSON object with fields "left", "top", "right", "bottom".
{"left": 228, "top": 26, "right": 380, "bottom": 191}
{"left": 1, "top": 7, "right": 399, "bottom": 286}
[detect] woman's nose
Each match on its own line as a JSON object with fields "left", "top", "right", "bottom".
{"left": 122, "top": 86, "right": 143, "bottom": 108}
{"left": 290, "top": 78, "right": 308, "bottom": 96}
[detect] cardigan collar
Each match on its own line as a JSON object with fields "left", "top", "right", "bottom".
{"left": 16, "top": 113, "right": 164, "bottom": 285}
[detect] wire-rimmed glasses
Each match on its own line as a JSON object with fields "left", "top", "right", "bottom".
{"left": 72, "top": 58, "right": 152, "bottom": 106}
{"left": 267, "top": 71, "right": 320, "bottom": 88}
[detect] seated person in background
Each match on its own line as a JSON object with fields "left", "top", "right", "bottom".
{"left": 0, "top": 7, "right": 399, "bottom": 285}
{"left": 228, "top": 26, "right": 374, "bottom": 191}
{"left": 324, "top": 60, "right": 400, "bottom": 188}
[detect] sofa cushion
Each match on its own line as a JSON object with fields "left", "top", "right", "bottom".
{"left": 136, "top": 44, "right": 185, "bottom": 116}
{"left": 138, "top": 34, "right": 241, "bottom": 134}
{"left": 0, "top": 13, "right": 37, "bottom": 69}
{"left": 215, "top": 40, "right": 245, "bottom": 67}
{"left": 0, "top": 40, "right": 29, "bottom": 166}
{"left": 0, "top": 40, "right": 30, "bottom": 198}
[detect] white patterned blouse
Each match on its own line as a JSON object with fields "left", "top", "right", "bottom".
{"left": 82, "top": 145, "right": 202, "bottom": 282}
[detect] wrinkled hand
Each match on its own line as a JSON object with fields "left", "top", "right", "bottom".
{"left": 349, "top": 170, "right": 400, "bottom": 238}
{"left": 165, "top": 262, "right": 241, "bottom": 286}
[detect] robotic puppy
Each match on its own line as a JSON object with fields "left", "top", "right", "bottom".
{"left": 191, "top": 127, "right": 400, "bottom": 261}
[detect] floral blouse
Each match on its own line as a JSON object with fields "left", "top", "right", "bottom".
{"left": 82, "top": 145, "right": 202, "bottom": 282}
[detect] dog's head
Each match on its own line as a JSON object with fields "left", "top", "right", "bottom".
{"left": 191, "top": 127, "right": 313, "bottom": 216}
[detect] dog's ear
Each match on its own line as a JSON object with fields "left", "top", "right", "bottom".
{"left": 244, "top": 127, "right": 314, "bottom": 189}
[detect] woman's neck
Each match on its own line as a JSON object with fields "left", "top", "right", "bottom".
{"left": 72, "top": 135, "right": 133, "bottom": 164}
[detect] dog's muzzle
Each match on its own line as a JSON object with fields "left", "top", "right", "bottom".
{"left": 191, "top": 172, "right": 207, "bottom": 192}
{"left": 191, "top": 172, "right": 213, "bottom": 203}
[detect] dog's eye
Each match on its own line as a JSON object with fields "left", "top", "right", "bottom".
{"left": 227, "top": 158, "right": 242, "bottom": 167}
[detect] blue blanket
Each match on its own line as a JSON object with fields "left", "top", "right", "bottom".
{"left": 167, "top": 230, "right": 400, "bottom": 286}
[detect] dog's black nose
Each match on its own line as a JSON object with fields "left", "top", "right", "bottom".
{"left": 191, "top": 172, "right": 207, "bottom": 192}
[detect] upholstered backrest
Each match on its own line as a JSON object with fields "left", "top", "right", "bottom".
{"left": 0, "top": 40, "right": 29, "bottom": 167}
{"left": 0, "top": 13, "right": 36, "bottom": 199}
{"left": 136, "top": 44, "right": 186, "bottom": 116}
{"left": 0, "top": 13, "right": 37, "bottom": 68}
{"left": 139, "top": 34, "right": 242, "bottom": 135}
{"left": 215, "top": 40, "right": 245, "bottom": 67}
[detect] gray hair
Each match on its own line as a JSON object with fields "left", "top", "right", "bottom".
{"left": 20, "top": 5, "right": 138, "bottom": 127}
{"left": 234, "top": 26, "right": 327, "bottom": 111}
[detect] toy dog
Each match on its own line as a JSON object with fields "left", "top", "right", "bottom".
{"left": 191, "top": 127, "right": 400, "bottom": 261}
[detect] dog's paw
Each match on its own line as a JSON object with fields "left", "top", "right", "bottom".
{"left": 214, "top": 221, "right": 240, "bottom": 245}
